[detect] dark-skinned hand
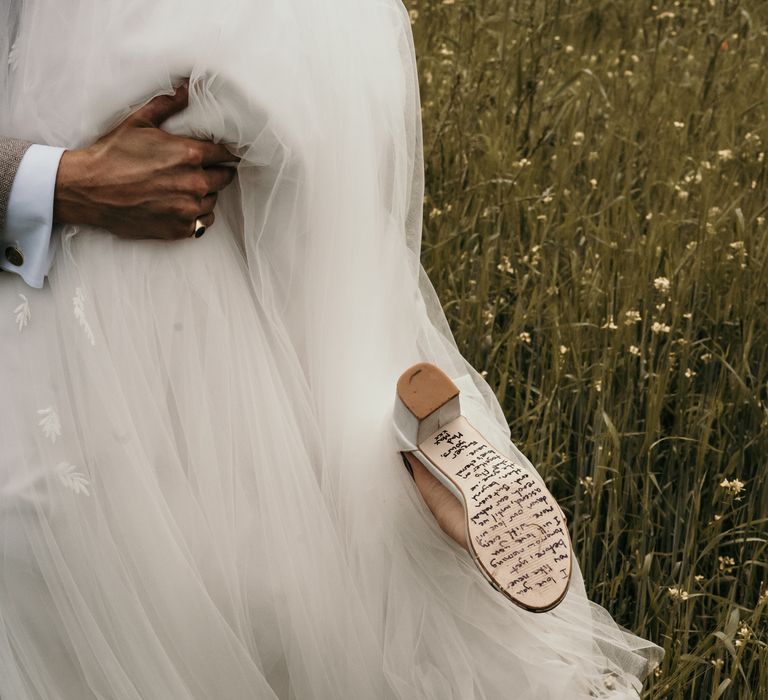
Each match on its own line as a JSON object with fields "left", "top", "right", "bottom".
{"left": 53, "top": 81, "right": 238, "bottom": 240}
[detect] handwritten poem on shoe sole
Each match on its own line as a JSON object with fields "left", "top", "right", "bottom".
{"left": 419, "top": 416, "right": 571, "bottom": 609}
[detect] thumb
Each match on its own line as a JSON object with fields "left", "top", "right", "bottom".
{"left": 125, "top": 80, "right": 189, "bottom": 128}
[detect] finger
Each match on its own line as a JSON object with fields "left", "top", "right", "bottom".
{"left": 202, "top": 167, "right": 237, "bottom": 193}
{"left": 172, "top": 212, "right": 216, "bottom": 241}
{"left": 188, "top": 212, "right": 215, "bottom": 238}
{"left": 127, "top": 80, "right": 189, "bottom": 127}
{"left": 198, "top": 192, "right": 218, "bottom": 215}
{"left": 176, "top": 138, "right": 239, "bottom": 167}
{"left": 197, "top": 140, "right": 239, "bottom": 166}
{"left": 198, "top": 212, "right": 215, "bottom": 228}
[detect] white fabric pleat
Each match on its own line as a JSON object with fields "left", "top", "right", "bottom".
{"left": 0, "top": 1, "right": 663, "bottom": 698}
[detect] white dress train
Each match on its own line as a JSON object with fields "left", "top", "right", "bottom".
{"left": 0, "top": 1, "right": 663, "bottom": 698}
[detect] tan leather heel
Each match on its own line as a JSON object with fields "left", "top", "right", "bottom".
{"left": 394, "top": 362, "right": 572, "bottom": 613}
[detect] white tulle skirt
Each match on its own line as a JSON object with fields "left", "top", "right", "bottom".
{"left": 0, "top": 1, "right": 662, "bottom": 698}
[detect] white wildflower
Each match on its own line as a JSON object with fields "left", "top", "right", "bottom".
{"left": 737, "top": 623, "right": 752, "bottom": 641}
{"left": 719, "top": 478, "right": 745, "bottom": 497}
{"left": 717, "top": 148, "right": 734, "bottom": 162}
{"left": 718, "top": 555, "right": 736, "bottom": 573}
{"left": 624, "top": 310, "right": 642, "bottom": 325}
{"left": 667, "top": 587, "right": 689, "bottom": 601}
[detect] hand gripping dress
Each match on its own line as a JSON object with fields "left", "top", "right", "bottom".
{"left": 0, "top": 1, "right": 663, "bottom": 698}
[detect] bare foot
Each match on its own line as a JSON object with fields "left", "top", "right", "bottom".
{"left": 402, "top": 452, "right": 469, "bottom": 551}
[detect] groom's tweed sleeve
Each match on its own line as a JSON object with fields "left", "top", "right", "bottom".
{"left": 0, "top": 137, "right": 32, "bottom": 232}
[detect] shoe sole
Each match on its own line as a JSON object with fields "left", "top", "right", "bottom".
{"left": 396, "top": 363, "right": 572, "bottom": 613}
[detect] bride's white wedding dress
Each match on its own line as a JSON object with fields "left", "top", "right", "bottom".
{"left": 0, "top": 1, "right": 663, "bottom": 698}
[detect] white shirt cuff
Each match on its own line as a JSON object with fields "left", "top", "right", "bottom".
{"left": 2, "top": 144, "right": 66, "bottom": 289}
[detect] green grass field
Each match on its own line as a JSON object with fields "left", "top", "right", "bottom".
{"left": 408, "top": 1, "right": 768, "bottom": 697}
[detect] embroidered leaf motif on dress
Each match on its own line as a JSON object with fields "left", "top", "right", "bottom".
{"left": 73, "top": 287, "right": 96, "bottom": 346}
{"left": 8, "top": 40, "right": 20, "bottom": 70}
{"left": 55, "top": 462, "right": 91, "bottom": 496}
{"left": 37, "top": 406, "right": 62, "bottom": 443}
{"left": 14, "top": 293, "right": 30, "bottom": 331}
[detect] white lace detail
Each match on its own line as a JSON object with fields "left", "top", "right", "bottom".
{"left": 73, "top": 287, "right": 96, "bottom": 346}
{"left": 55, "top": 462, "right": 91, "bottom": 496}
{"left": 37, "top": 406, "right": 62, "bottom": 443}
{"left": 14, "top": 294, "right": 30, "bottom": 331}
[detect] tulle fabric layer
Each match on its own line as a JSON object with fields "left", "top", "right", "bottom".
{"left": 0, "top": 0, "right": 662, "bottom": 698}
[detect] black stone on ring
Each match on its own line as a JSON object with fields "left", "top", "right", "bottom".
{"left": 194, "top": 218, "right": 206, "bottom": 238}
